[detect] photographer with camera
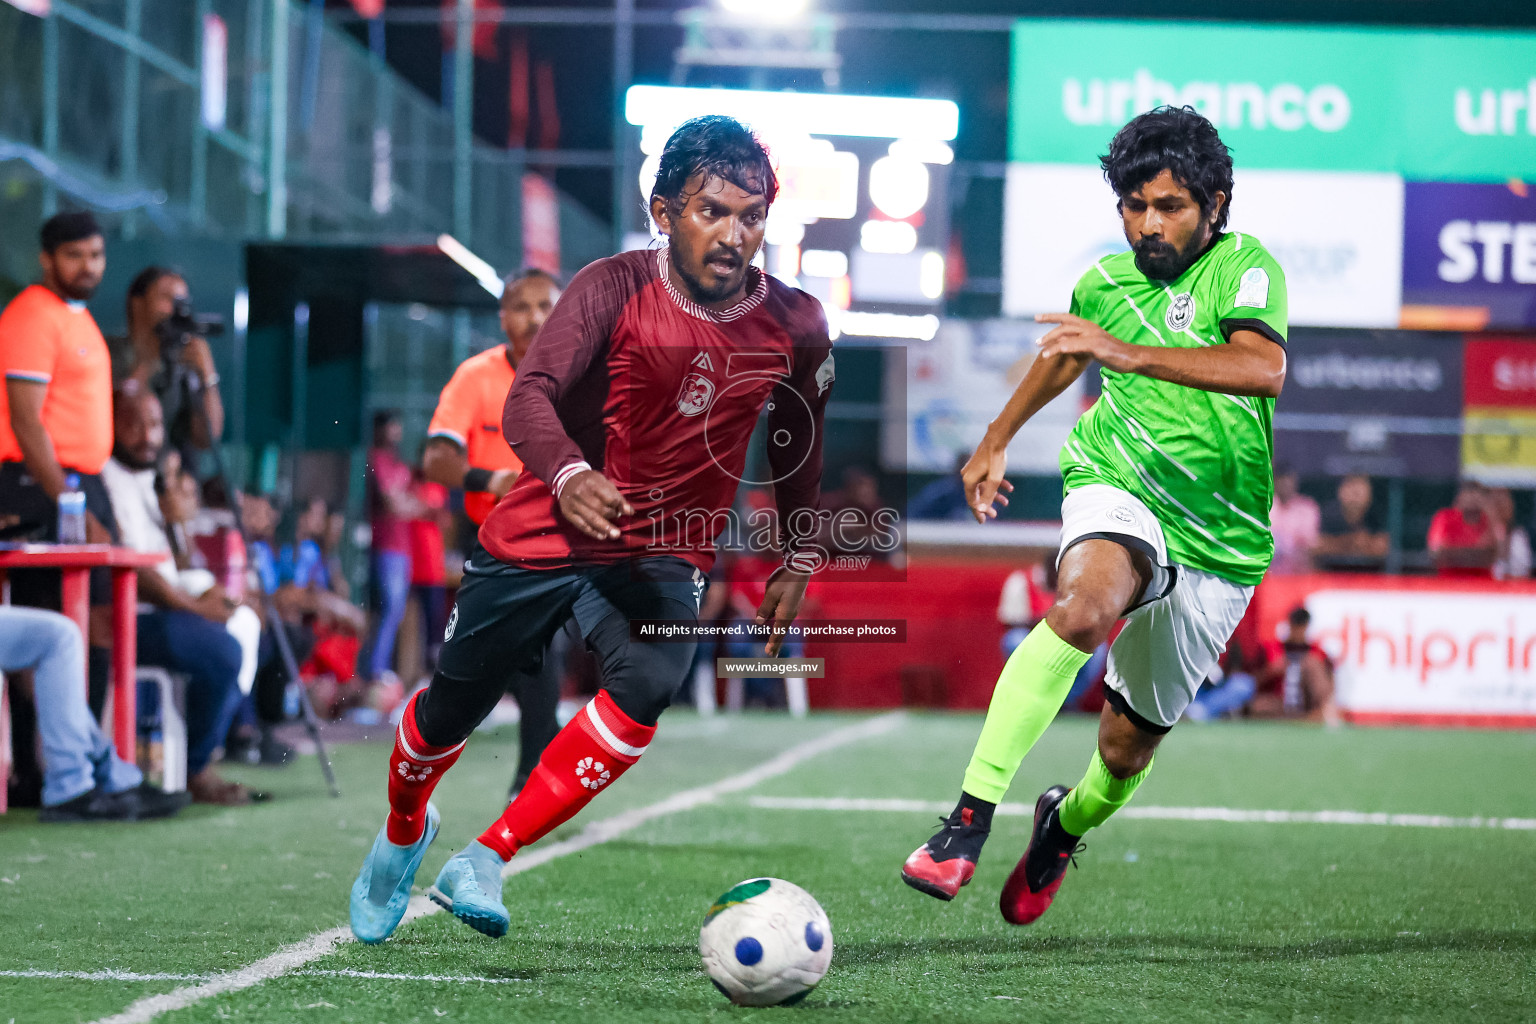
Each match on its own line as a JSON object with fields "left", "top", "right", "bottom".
{"left": 109, "top": 267, "right": 224, "bottom": 462}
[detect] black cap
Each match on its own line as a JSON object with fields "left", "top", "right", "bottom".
{"left": 40, "top": 211, "right": 103, "bottom": 254}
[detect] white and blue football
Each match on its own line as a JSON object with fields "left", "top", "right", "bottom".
{"left": 699, "top": 877, "right": 833, "bottom": 1006}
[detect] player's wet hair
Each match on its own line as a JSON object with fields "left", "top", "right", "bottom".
{"left": 650, "top": 115, "right": 778, "bottom": 218}
{"left": 1100, "top": 105, "right": 1234, "bottom": 233}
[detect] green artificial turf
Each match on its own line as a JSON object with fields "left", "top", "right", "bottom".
{"left": 2, "top": 713, "right": 1533, "bottom": 1023}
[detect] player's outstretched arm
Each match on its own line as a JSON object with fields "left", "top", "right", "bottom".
{"left": 965, "top": 348, "right": 1092, "bottom": 524}
{"left": 755, "top": 567, "right": 811, "bottom": 657}
{"left": 1035, "top": 313, "right": 1285, "bottom": 399}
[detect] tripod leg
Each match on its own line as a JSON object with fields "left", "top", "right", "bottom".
{"left": 265, "top": 599, "right": 341, "bottom": 798}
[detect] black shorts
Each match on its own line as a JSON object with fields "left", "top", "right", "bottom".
{"left": 0, "top": 461, "right": 121, "bottom": 608}
{"left": 416, "top": 550, "right": 704, "bottom": 742}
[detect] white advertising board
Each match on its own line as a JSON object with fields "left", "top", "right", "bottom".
{"left": 899, "top": 318, "right": 1084, "bottom": 474}
{"left": 1003, "top": 164, "right": 1404, "bottom": 328}
{"left": 1305, "top": 589, "right": 1536, "bottom": 721}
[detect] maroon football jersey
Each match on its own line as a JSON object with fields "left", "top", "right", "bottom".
{"left": 481, "top": 248, "right": 834, "bottom": 572}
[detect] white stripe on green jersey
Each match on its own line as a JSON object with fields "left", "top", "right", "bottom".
{"left": 1061, "top": 231, "right": 1287, "bottom": 586}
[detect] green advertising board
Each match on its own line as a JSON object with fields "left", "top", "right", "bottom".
{"left": 1010, "top": 20, "right": 1536, "bottom": 181}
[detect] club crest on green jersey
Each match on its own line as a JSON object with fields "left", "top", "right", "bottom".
{"left": 1165, "top": 292, "right": 1196, "bottom": 332}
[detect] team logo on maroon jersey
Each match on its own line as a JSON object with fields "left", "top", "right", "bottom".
{"left": 677, "top": 372, "right": 716, "bottom": 417}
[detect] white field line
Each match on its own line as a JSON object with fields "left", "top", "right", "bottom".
{"left": 746, "top": 796, "right": 1536, "bottom": 831}
{"left": 2, "top": 968, "right": 534, "bottom": 986}
{"left": 88, "top": 712, "right": 906, "bottom": 1024}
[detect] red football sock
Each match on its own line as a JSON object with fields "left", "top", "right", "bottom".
{"left": 385, "top": 691, "right": 466, "bottom": 846}
{"left": 478, "top": 690, "right": 655, "bottom": 861}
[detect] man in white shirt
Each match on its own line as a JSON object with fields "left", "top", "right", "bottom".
{"left": 101, "top": 387, "right": 251, "bottom": 805}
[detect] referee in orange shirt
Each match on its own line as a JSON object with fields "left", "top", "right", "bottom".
{"left": 0, "top": 212, "right": 121, "bottom": 718}
{"left": 423, "top": 268, "right": 562, "bottom": 797}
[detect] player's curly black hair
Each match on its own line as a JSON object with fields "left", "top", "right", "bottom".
{"left": 1100, "top": 105, "right": 1234, "bottom": 233}
{"left": 650, "top": 115, "right": 778, "bottom": 218}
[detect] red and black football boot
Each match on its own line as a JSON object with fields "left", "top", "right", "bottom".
{"left": 901, "top": 804, "right": 991, "bottom": 901}
{"left": 999, "top": 785, "right": 1084, "bottom": 925}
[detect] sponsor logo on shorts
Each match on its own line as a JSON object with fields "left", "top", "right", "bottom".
{"left": 1107, "top": 505, "right": 1138, "bottom": 525}
{"left": 444, "top": 605, "right": 458, "bottom": 642}
{"left": 575, "top": 756, "right": 611, "bottom": 790}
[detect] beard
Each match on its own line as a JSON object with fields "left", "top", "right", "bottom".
{"left": 672, "top": 247, "right": 746, "bottom": 304}
{"left": 59, "top": 274, "right": 101, "bottom": 301}
{"left": 1131, "top": 231, "right": 1211, "bottom": 281}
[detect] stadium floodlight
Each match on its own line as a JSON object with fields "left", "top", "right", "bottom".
{"left": 867, "top": 155, "right": 930, "bottom": 220}
{"left": 625, "top": 85, "right": 959, "bottom": 142}
{"left": 436, "top": 233, "right": 503, "bottom": 299}
{"left": 835, "top": 311, "right": 941, "bottom": 341}
{"left": 718, "top": 0, "right": 810, "bottom": 20}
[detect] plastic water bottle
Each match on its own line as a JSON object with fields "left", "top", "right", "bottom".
{"left": 57, "top": 475, "right": 86, "bottom": 544}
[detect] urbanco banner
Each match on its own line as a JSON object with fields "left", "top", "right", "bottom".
{"left": 1011, "top": 19, "right": 1536, "bottom": 182}
{"left": 1002, "top": 164, "right": 1404, "bottom": 328}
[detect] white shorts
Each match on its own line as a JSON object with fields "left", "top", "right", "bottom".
{"left": 1060, "top": 484, "right": 1254, "bottom": 730}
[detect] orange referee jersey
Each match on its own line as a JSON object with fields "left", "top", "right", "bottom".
{"left": 0, "top": 284, "right": 113, "bottom": 474}
{"left": 427, "top": 344, "right": 523, "bottom": 524}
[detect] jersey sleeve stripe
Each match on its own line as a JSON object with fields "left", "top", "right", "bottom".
{"left": 1219, "top": 316, "right": 1286, "bottom": 347}
{"left": 5, "top": 370, "right": 51, "bottom": 383}
{"left": 552, "top": 460, "right": 591, "bottom": 498}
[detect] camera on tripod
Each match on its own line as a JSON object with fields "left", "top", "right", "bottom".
{"left": 155, "top": 298, "right": 225, "bottom": 351}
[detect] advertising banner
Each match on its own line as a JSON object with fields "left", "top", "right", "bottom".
{"left": 1003, "top": 165, "right": 1404, "bottom": 327}
{"left": 1403, "top": 181, "right": 1536, "bottom": 331}
{"left": 1011, "top": 20, "right": 1536, "bottom": 182}
{"left": 1463, "top": 335, "right": 1536, "bottom": 485}
{"left": 1273, "top": 329, "right": 1462, "bottom": 479}
{"left": 1257, "top": 575, "right": 1536, "bottom": 727}
{"left": 902, "top": 319, "right": 1083, "bottom": 474}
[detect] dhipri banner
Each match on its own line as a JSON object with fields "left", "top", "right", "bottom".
{"left": 1010, "top": 19, "right": 1536, "bottom": 181}
{"left": 1274, "top": 328, "right": 1462, "bottom": 479}
{"left": 1257, "top": 576, "right": 1536, "bottom": 727}
{"left": 1403, "top": 181, "right": 1536, "bottom": 331}
{"left": 1002, "top": 165, "right": 1403, "bottom": 327}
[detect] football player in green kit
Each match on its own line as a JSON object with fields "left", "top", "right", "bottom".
{"left": 901, "top": 105, "right": 1288, "bottom": 924}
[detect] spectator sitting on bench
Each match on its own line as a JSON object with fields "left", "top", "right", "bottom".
{"left": 1, "top": 599, "right": 186, "bottom": 822}
{"left": 99, "top": 385, "right": 250, "bottom": 805}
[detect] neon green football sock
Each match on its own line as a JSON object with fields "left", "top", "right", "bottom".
{"left": 1056, "top": 749, "right": 1153, "bottom": 836}
{"left": 960, "top": 622, "right": 1092, "bottom": 804}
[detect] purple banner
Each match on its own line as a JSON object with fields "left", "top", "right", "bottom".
{"left": 1403, "top": 181, "right": 1536, "bottom": 329}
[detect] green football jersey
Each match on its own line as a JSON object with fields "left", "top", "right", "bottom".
{"left": 1060, "top": 231, "right": 1287, "bottom": 586}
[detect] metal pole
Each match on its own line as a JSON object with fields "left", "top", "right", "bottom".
{"left": 453, "top": 0, "right": 474, "bottom": 241}
{"left": 267, "top": 0, "right": 290, "bottom": 239}
{"left": 1386, "top": 477, "right": 1405, "bottom": 575}
{"left": 192, "top": 0, "right": 211, "bottom": 227}
{"left": 611, "top": 0, "right": 634, "bottom": 252}
{"left": 41, "top": 10, "right": 59, "bottom": 215}
{"left": 120, "top": 0, "right": 143, "bottom": 237}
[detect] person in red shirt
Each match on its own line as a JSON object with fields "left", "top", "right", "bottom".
{"left": 1427, "top": 480, "right": 1501, "bottom": 579}
{"left": 351, "top": 115, "right": 834, "bottom": 944}
{"left": 407, "top": 472, "right": 450, "bottom": 676}
{"left": 1249, "top": 607, "right": 1339, "bottom": 724}
{"left": 363, "top": 410, "right": 425, "bottom": 690}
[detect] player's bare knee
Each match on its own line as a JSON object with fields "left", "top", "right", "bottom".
{"left": 1046, "top": 596, "right": 1117, "bottom": 654}
{"left": 1098, "top": 736, "right": 1155, "bottom": 779}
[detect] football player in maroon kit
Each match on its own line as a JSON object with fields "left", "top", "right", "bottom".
{"left": 350, "top": 115, "right": 836, "bottom": 943}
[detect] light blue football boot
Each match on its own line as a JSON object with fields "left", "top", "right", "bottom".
{"left": 428, "top": 840, "right": 510, "bottom": 938}
{"left": 349, "top": 803, "right": 440, "bottom": 944}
